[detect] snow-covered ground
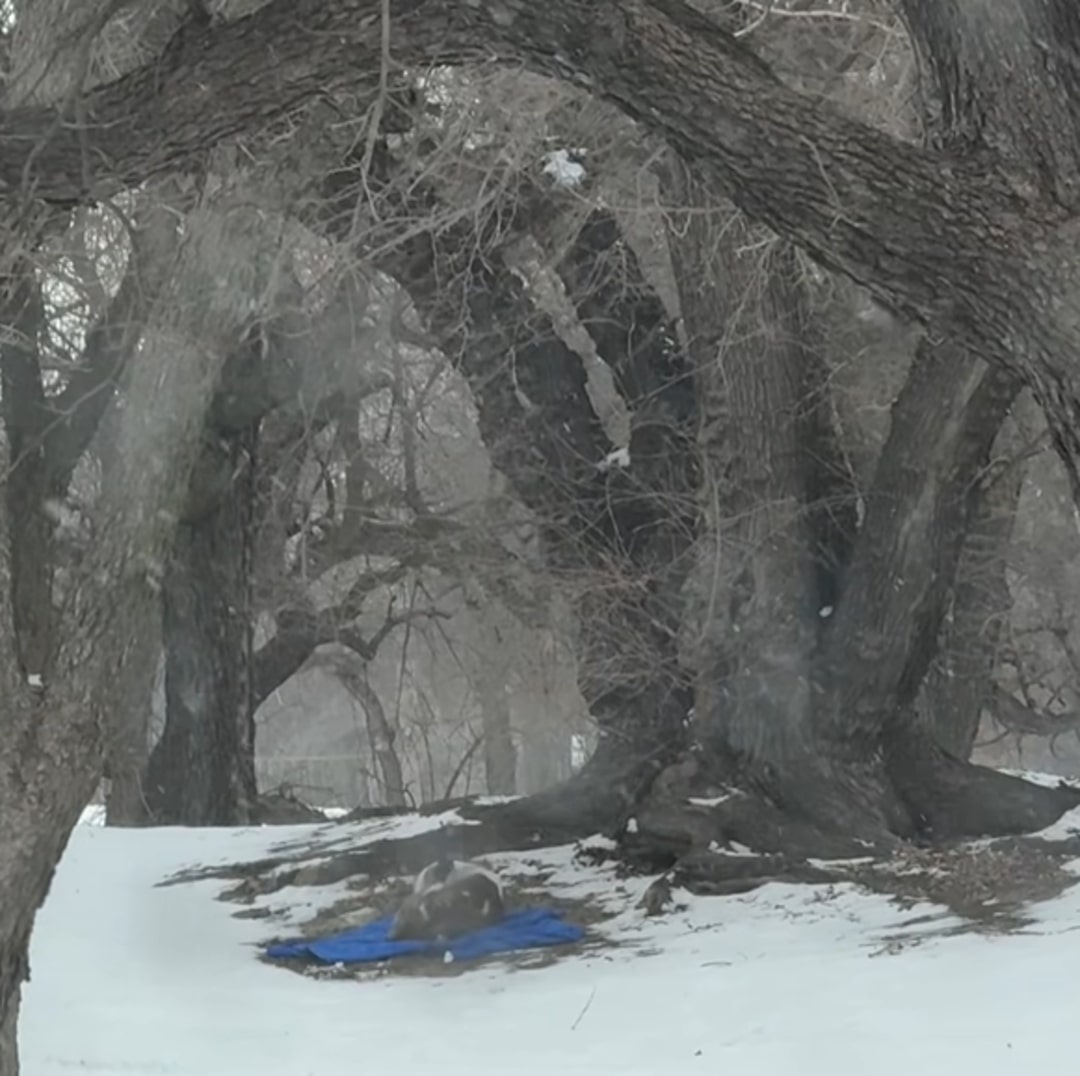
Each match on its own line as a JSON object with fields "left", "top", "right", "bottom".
{"left": 20, "top": 801, "right": 1080, "bottom": 1075}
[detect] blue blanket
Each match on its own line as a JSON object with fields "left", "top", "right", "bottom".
{"left": 265, "top": 907, "right": 585, "bottom": 965}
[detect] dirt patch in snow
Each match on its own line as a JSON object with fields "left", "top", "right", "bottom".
{"left": 849, "top": 835, "right": 1080, "bottom": 943}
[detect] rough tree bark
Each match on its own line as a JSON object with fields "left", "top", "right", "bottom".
{"left": 0, "top": 191, "right": 182, "bottom": 825}
{"left": 0, "top": 197, "right": 262, "bottom": 1070}
{"left": 667, "top": 176, "right": 840, "bottom": 783}
{"left": 462, "top": 590, "right": 518, "bottom": 796}
{"left": 142, "top": 283, "right": 309, "bottom": 825}
{"left": 921, "top": 446, "right": 1024, "bottom": 760}
{"left": 145, "top": 421, "right": 261, "bottom": 825}
{"left": 144, "top": 262, "right": 392, "bottom": 823}
{"left": 6, "top": 0, "right": 1080, "bottom": 452}
{"left": 321, "top": 158, "right": 697, "bottom": 828}
{"left": 637, "top": 2, "right": 1073, "bottom": 848}
{"left": 647, "top": 0, "right": 1080, "bottom": 848}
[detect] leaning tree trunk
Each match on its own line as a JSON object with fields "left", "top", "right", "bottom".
{"left": 0, "top": 271, "right": 56, "bottom": 685}
{"left": 653, "top": 0, "right": 1080, "bottom": 848}
{"left": 631, "top": 3, "right": 1080, "bottom": 851}
{"left": 333, "top": 656, "right": 408, "bottom": 806}
{"left": 319, "top": 154, "right": 698, "bottom": 829}
{"left": 0, "top": 194, "right": 261, "bottom": 1072}
{"left": 828, "top": 0, "right": 1080, "bottom": 838}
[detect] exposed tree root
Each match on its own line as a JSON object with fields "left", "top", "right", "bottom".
{"left": 626, "top": 793, "right": 882, "bottom": 865}
{"left": 885, "top": 728, "right": 1080, "bottom": 840}
{"left": 166, "top": 732, "right": 1080, "bottom": 957}
{"left": 669, "top": 850, "right": 838, "bottom": 895}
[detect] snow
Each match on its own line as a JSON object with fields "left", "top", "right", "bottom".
{"left": 541, "top": 148, "right": 587, "bottom": 188}
{"left": 688, "top": 795, "right": 732, "bottom": 808}
{"left": 19, "top": 799, "right": 1080, "bottom": 1074}
{"left": 597, "top": 446, "right": 630, "bottom": 472}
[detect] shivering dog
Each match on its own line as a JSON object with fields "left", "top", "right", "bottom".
{"left": 388, "top": 858, "right": 505, "bottom": 942}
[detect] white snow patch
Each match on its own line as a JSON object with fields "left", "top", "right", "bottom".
{"left": 24, "top": 776, "right": 1080, "bottom": 1074}
{"left": 570, "top": 733, "right": 588, "bottom": 771}
{"left": 597, "top": 446, "right": 631, "bottom": 472}
{"left": 79, "top": 804, "right": 106, "bottom": 826}
{"left": 541, "top": 148, "right": 587, "bottom": 188}
{"left": 688, "top": 795, "right": 731, "bottom": 808}
{"left": 808, "top": 856, "right": 878, "bottom": 870}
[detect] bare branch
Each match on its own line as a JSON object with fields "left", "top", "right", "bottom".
{"left": 43, "top": 193, "right": 183, "bottom": 486}
{"left": 340, "top": 602, "right": 452, "bottom": 662}
{"left": 0, "top": 0, "right": 1019, "bottom": 336}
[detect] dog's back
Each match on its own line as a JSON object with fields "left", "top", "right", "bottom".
{"left": 390, "top": 858, "right": 505, "bottom": 941}
{"left": 412, "top": 857, "right": 503, "bottom": 896}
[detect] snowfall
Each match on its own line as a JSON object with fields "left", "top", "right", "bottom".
{"left": 20, "top": 789, "right": 1080, "bottom": 1076}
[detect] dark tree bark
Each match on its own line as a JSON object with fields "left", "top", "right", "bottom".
{"left": 639, "top": 0, "right": 1071, "bottom": 847}
{"left": 462, "top": 607, "right": 518, "bottom": 796}
{"left": 0, "top": 249, "right": 234, "bottom": 1074}
{"left": 643, "top": 4, "right": 1068, "bottom": 846}
{"left": 0, "top": 271, "right": 55, "bottom": 682}
{"left": 5, "top": 0, "right": 1080, "bottom": 431}
{"left": 142, "top": 268, "right": 393, "bottom": 825}
{"left": 142, "top": 280, "right": 313, "bottom": 825}
{"left": 665, "top": 173, "right": 833, "bottom": 779}
{"left": 921, "top": 453, "right": 1023, "bottom": 759}
{"left": 144, "top": 423, "right": 260, "bottom": 825}
{"left": 0, "top": 199, "right": 181, "bottom": 832}
{"left": 480, "top": 690, "right": 517, "bottom": 797}
{"left": 0, "top": 200, "right": 179, "bottom": 694}
{"left": 323, "top": 159, "right": 698, "bottom": 827}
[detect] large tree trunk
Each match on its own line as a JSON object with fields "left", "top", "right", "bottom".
{"left": 634, "top": 6, "right": 1069, "bottom": 848}
{"left": 921, "top": 439, "right": 1024, "bottom": 759}
{"left": 145, "top": 424, "right": 260, "bottom": 825}
{"left": 639, "top": 0, "right": 1070, "bottom": 847}
{"left": 666, "top": 168, "right": 835, "bottom": 778}
{"left": 312, "top": 14, "right": 1080, "bottom": 843}
{"left": 321, "top": 159, "right": 697, "bottom": 828}
{"left": 0, "top": 195, "right": 259, "bottom": 1071}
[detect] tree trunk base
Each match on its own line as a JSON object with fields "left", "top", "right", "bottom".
{"left": 885, "top": 727, "right": 1080, "bottom": 840}
{"left": 609, "top": 736, "right": 1080, "bottom": 867}
{"left": 0, "top": 961, "right": 23, "bottom": 1076}
{"left": 176, "top": 735, "right": 1080, "bottom": 920}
